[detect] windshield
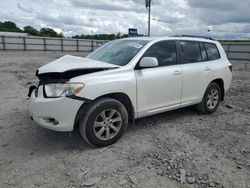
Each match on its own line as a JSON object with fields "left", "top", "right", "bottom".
{"left": 87, "top": 40, "right": 149, "bottom": 66}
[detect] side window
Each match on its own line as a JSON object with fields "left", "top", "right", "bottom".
{"left": 179, "top": 41, "right": 202, "bottom": 63}
{"left": 143, "top": 41, "right": 177, "bottom": 67}
{"left": 204, "top": 43, "right": 220, "bottom": 60}
{"left": 199, "top": 42, "right": 208, "bottom": 61}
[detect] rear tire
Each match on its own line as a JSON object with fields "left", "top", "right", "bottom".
{"left": 196, "top": 82, "right": 221, "bottom": 114}
{"left": 79, "top": 98, "right": 128, "bottom": 147}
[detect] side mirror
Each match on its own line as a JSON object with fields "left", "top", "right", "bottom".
{"left": 139, "top": 57, "right": 158, "bottom": 68}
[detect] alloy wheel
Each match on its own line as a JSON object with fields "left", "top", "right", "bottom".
{"left": 206, "top": 88, "right": 219, "bottom": 110}
{"left": 93, "top": 109, "right": 122, "bottom": 141}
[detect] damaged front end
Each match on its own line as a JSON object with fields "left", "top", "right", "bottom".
{"left": 27, "top": 55, "right": 120, "bottom": 98}
{"left": 27, "top": 55, "right": 120, "bottom": 131}
{"left": 28, "top": 67, "right": 114, "bottom": 99}
{"left": 36, "top": 68, "right": 110, "bottom": 85}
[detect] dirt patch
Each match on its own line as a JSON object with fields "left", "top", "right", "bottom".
{"left": 0, "top": 51, "right": 249, "bottom": 188}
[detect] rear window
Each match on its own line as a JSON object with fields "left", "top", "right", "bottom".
{"left": 204, "top": 43, "right": 220, "bottom": 60}
{"left": 179, "top": 41, "right": 202, "bottom": 63}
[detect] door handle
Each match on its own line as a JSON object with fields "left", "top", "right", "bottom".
{"left": 204, "top": 66, "right": 212, "bottom": 71}
{"left": 173, "top": 70, "right": 181, "bottom": 75}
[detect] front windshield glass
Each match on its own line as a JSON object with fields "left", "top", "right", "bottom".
{"left": 87, "top": 40, "right": 149, "bottom": 66}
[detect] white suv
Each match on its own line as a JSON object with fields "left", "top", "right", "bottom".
{"left": 28, "top": 36, "right": 232, "bottom": 147}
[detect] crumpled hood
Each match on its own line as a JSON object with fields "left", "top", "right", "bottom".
{"left": 38, "top": 55, "right": 119, "bottom": 74}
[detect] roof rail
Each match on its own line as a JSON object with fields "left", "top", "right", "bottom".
{"left": 171, "top": 35, "right": 215, "bottom": 40}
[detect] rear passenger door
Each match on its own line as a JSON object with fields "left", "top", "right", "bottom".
{"left": 178, "top": 41, "right": 215, "bottom": 106}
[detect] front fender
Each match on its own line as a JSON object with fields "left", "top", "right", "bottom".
{"left": 72, "top": 70, "right": 137, "bottom": 114}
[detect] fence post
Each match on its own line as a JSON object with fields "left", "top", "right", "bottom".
{"left": 2, "top": 36, "right": 5, "bottom": 50}
{"left": 91, "top": 39, "right": 94, "bottom": 52}
{"left": 227, "top": 44, "right": 231, "bottom": 58}
{"left": 61, "top": 38, "right": 63, "bottom": 51}
{"left": 23, "top": 37, "right": 26, "bottom": 51}
{"left": 76, "top": 39, "right": 79, "bottom": 52}
{"left": 43, "top": 38, "right": 46, "bottom": 51}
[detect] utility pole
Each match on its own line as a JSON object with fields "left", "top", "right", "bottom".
{"left": 91, "top": 30, "right": 94, "bottom": 51}
{"left": 145, "top": 0, "right": 151, "bottom": 37}
{"left": 207, "top": 29, "right": 211, "bottom": 38}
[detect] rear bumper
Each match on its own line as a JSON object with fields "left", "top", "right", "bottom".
{"left": 29, "top": 87, "right": 84, "bottom": 132}
{"left": 224, "top": 73, "right": 232, "bottom": 94}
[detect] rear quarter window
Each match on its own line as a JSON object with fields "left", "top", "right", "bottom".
{"left": 204, "top": 43, "right": 220, "bottom": 61}
{"left": 199, "top": 42, "right": 208, "bottom": 61}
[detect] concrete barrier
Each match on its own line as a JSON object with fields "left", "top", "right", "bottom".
{"left": 220, "top": 41, "right": 250, "bottom": 61}
{"left": 0, "top": 36, "right": 249, "bottom": 60}
{"left": 0, "top": 36, "right": 108, "bottom": 52}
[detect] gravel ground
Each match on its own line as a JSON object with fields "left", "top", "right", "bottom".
{"left": 0, "top": 51, "right": 249, "bottom": 188}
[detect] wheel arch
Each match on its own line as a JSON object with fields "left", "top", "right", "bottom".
{"left": 210, "top": 78, "right": 225, "bottom": 101}
{"left": 73, "top": 92, "right": 135, "bottom": 130}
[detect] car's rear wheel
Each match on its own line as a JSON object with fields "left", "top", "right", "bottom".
{"left": 197, "top": 82, "right": 221, "bottom": 114}
{"left": 79, "top": 98, "right": 128, "bottom": 147}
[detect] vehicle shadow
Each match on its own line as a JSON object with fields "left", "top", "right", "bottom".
{"left": 5, "top": 110, "right": 93, "bottom": 154}
{"left": 14, "top": 106, "right": 200, "bottom": 155}
{"left": 127, "top": 106, "right": 199, "bottom": 130}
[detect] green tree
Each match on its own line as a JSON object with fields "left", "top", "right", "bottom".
{"left": 40, "top": 28, "right": 58, "bottom": 37}
{"left": 0, "top": 21, "right": 22, "bottom": 32}
{"left": 72, "top": 35, "right": 80, "bottom": 39}
{"left": 71, "top": 33, "right": 132, "bottom": 40}
{"left": 23, "top": 26, "right": 40, "bottom": 36}
{"left": 57, "top": 32, "right": 64, "bottom": 38}
{"left": 116, "top": 32, "right": 121, "bottom": 39}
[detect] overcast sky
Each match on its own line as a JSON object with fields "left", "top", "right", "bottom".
{"left": 0, "top": 0, "right": 250, "bottom": 39}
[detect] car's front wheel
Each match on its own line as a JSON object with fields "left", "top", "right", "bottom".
{"left": 197, "top": 82, "right": 221, "bottom": 114}
{"left": 79, "top": 98, "right": 128, "bottom": 147}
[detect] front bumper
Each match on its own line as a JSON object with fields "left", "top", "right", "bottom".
{"left": 29, "top": 86, "right": 84, "bottom": 132}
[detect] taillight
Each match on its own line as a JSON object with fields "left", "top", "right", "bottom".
{"left": 228, "top": 64, "right": 232, "bottom": 72}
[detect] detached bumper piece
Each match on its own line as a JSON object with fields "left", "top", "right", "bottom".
{"left": 27, "top": 85, "right": 37, "bottom": 97}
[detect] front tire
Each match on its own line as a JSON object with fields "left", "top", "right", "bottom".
{"left": 79, "top": 98, "right": 128, "bottom": 147}
{"left": 197, "top": 82, "right": 221, "bottom": 114}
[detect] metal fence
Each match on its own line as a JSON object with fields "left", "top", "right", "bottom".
{"left": 0, "top": 35, "right": 108, "bottom": 52}
{"left": 0, "top": 36, "right": 250, "bottom": 61}
{"left": 220, "top": 41, "right": 250, "bottom": 61}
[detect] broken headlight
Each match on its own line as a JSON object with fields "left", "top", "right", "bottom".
{"left": 44, "top": 83, "right": 84, "bottom": 98}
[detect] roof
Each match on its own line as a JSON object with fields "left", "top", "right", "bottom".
{"left": 122, "top": 36, "right": 217, "bottom": 43}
